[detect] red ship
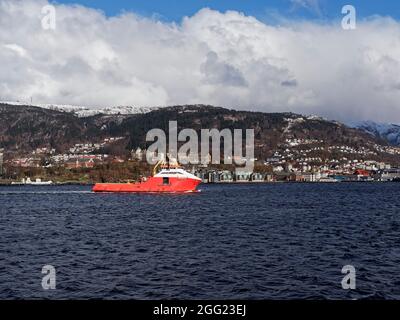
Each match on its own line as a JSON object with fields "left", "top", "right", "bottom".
{"left": 92, "top": 162, "right": 201, "bottom": 193}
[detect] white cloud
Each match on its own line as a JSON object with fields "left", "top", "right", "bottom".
{"left": 1, "top": 0, "right": 400, "bottom": 122}
{"left": 3, "top": 43, "right": 28, "bottom": 57}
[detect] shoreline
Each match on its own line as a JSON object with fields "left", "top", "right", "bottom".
{"left": 0, "top": 182, "right": 93, "bottom": 186}
{"left": 0, "top": 180, "right": 398, "bottom": 186}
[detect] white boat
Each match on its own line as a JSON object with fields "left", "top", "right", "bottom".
{"left": 319, "top": 177, "right": 338, "bottom": 183}
{"left": 11, "top": 178, "right": 53, "bottom": 185}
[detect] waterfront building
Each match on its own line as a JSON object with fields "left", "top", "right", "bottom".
{"left": 207, "top": 171, "right": 219, "bottom": 183}
{"left": 219, "top": 171, "right": 233, "bottom": 183}
{"left": 265, "top": 174, "right": 275, "bottom": 182}
{"left": 273, "top": 165, "right": 284, "bottom": 172}
{"left": 302, "top": 172, "right": 317, "bottom": 182}
{"left": 235, "top": 171, "right": 251, "bottom": 182}
{"left": 65, "top": 158, "right": 95, "bottom": 169}
{"left": 354, "top": 169, "right": 372, "bottom": 181}
{"left": 250, "top": 173, "right": 264, "bottom": 182}
{"left": 379, "top": 168, "right": 400, "bottom": 181}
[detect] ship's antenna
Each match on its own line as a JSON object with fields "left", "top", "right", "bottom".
{"left": 152, "top": 159, "right": 163, "bottom": 176}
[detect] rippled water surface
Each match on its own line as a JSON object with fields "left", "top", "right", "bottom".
{"left": 1, "top": 183, "right": 400, "bottom": 299}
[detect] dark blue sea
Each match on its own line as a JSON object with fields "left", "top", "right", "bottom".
{"left": 1, "top": 183, "right": 400, "bottom": 300}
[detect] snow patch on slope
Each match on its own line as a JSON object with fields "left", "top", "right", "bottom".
{"left": 0, "top": 101, "right": 158, "bottom": 117}
{"left": 350, "top": 120, "right": 400, "bottom": 146}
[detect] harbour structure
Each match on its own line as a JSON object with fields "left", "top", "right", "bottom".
{"left": 219, "top": 171, "right": 233, "bottom": 183}
{"left": 354, "top": 169, "right": 374, "bottom": 181}
{"left": 235, "top": 171, "right": 252, "bottom": 182}
{"left": 207, "top": 170, "right": 220, "bottom": 183}
{"left": 378, "top": 168, "right": 400, "bottom": 181}
{"left": 194, "top": 169, "right": 265, "bottom": 183}
{"left": 194, "top": 171, "right": 209, "bottom": 183}
{"left": 250, "top": 172, "right": 264, "bottom": 182}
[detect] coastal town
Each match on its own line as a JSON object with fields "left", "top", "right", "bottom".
{"left": 1, "top": 135, "right": 400, "bottom": 185}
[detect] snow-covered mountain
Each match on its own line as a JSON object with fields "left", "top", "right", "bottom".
{"left": 350, "top": 120, "right": 400, "bottom": 146}
{"left": 0, "top": 101, "right": 158, "bottom": 117}
{"left": 5, "top": 100, "right": 400, "bottom": 146}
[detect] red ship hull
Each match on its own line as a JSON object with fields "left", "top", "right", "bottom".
{"left": 92, "top": 176, "right": 201, "bottom": 193}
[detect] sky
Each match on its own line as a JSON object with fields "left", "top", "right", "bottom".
{"left": 56, "top": 0, "right": 400, "bottom": 22}
{"left": 1, "top": 0, "right": 400, "bottom": 123}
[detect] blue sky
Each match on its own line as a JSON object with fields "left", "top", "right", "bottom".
{"left": 55, "top": 0, "right": 400, "bottom": 22}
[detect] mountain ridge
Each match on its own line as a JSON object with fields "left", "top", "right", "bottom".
{"left": 0, "top": 101, "right": 159, "bottom": 117}
{"left": 349, "top": 120, "right": 400, "bottom": 146}
{"left": 1, "top": 102, "right": 398, "bottom": 164}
